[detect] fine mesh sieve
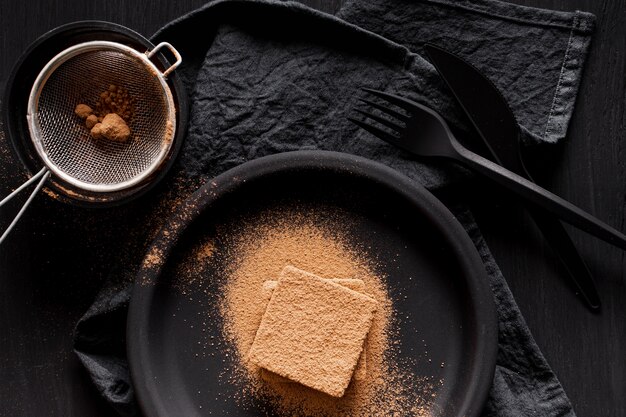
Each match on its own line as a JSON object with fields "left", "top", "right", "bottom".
{"left": 1, "top": 39, "right": 182, "bottom": 244}
{"left": 28, "top": 41, "right": 180, "bottom": 192}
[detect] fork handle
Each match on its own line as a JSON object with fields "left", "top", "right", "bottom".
{"left": 453, "top": 146, "right": 626, "bottom": 251}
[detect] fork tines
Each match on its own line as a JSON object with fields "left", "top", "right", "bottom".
{"left": 349, "top": 88, "right": 413, "bottom": 142}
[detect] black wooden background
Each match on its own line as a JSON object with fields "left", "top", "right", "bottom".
{"left": 0, "top": 0, "right": 624, "bottom": 416}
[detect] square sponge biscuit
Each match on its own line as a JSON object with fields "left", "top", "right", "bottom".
{"left": 248, "top": 266, "right": 377, "bottom": 397}
{"left": 260, "top": 278, "right": 368, "bottom": 383}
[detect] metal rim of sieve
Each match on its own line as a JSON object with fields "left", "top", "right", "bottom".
{"left": 26, "top": 40, "right": 180, "bottom": 193}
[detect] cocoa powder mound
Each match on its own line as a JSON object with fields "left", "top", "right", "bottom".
{"left": 217, "top": 207, "right": 436, "bottom": 416}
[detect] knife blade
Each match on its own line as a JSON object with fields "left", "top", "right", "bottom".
{"left": 424, "top": 43, "right": 600, "bottom": 310}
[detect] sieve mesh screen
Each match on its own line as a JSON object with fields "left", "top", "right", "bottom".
{"left": 33, "top": 48, "right": 171, "bottom": 187}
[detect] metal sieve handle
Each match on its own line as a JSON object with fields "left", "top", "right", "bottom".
{"left": 0, "top": 167, "right": 51, "bottom": 245}
{"left": 146, "top": 42, "right": 182, "bottom": 78}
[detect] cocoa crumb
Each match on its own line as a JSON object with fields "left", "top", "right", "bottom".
{"left": 90, "top": 113, "right": 131, "bottom": 142}
{"left": 74, "top": 103, "right": 93, "bottom": 119}
{"left": 85, "top": 114, "right": 99, "bottom": 129}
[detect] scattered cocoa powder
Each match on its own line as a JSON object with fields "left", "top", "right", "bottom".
{"left": 136, "top": 175, "right": 204, "bottom": 277}
{"left": 215, "top": 207, "right": 436, "bottom": 416}
{"left": 196, "top": 240, "right": 215, "bottom": 262}
{"left": 156, "top": 202, "right": 439, "bottom": 415}
{"left": 142, "top": 248, "right": 164, "bottom": 269}
{"left": 165, "top": 120, "right": 175, "bottom": 143}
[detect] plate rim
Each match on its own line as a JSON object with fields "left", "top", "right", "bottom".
{"left": 127, "top": 150, "right": 497, "bottom": 417}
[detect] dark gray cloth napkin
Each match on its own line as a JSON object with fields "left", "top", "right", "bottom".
{"left": 73, "top": 0, "right": 595, "bottom": 416}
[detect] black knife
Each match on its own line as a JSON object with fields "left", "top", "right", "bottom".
{"left": 424, "top": 44, "right": 601, "bottom": 310}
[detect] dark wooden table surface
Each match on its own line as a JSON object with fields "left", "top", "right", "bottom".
{"left": 0, "top": 0, "right": 624, "bottom": 416}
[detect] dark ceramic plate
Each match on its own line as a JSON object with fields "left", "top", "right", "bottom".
{"left": 127, "top": 150, "right": 497, "bottom": 417}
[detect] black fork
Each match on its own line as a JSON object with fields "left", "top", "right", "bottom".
{"left": 349, "top": 88, "right": 626, "bottom": 251}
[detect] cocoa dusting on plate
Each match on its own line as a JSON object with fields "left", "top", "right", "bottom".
{"left": 196, "top": 241, "right": 215, "bottom": 262}
{"left": 212, "top": 207, "right": 437, "bottom": 416}
{"left": 163, "top": 205, "right": 439, "bottom": 415}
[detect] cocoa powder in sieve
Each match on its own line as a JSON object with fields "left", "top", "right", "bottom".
{"left": 75, "top": 84, "right": 134, "bottom": 142}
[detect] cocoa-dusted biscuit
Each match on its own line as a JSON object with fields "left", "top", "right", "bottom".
{"left": 259, "top": 278, "right": 368, "bottom": 383}
{"left": 248, "top": 266, "right": 377, "bottom": 398}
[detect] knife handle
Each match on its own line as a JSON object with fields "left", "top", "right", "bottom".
{"left": 524, "top": 205, "right": 600, "bottom": 309}
{"left": 489, "top": 151, "right": 600, "bottom": 309}
{"left": 452, "top": 144, "right": 626, "bottom": 251}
